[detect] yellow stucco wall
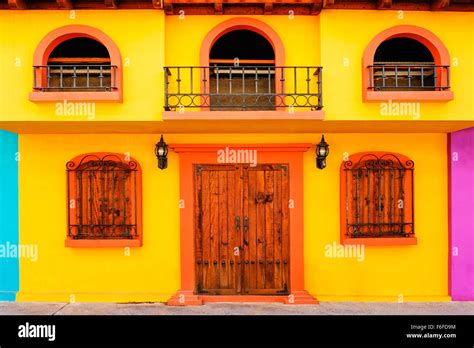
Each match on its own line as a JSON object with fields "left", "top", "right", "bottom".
{"left": 0, "top": 10, "right": 165, "bottom": 122}
{"left": 0, "top": 11, "right": 472, "bottom": 123}
{"left": 320, "top": 10, "right": 474, "bottom": 121}
{"left": 17, "top": 133, "right": 448, "bottom": 302}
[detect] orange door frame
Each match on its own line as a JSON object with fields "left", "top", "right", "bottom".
{"left": 167, "top": 144, "right": 318, "bottom": 305}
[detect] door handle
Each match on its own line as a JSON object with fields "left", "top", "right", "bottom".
{"left": 243, "top": 216, "right": 249, "bottom": 232}
{"left": 235, "top": 216, "right": 240, "bottom": 232}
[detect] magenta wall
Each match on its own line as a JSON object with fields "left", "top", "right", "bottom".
{"left": 449, "top": 127, "right": 474, "bottom": 300}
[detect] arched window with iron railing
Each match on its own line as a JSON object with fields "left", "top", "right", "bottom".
{"left": 35, "top": 37, "right": 117, "bottom": 92}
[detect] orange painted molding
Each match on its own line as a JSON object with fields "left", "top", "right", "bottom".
{"left": 167, "top": 290, "right": 203, "bottom": 306}
{"left": 362, "top": 25, "right": 452, "bottom": 102}
{"left": 30, "top": 25, "right": 123, "bottom": 103}
{"left": 167, "top": 292, "right": 318, "bottom": 305}
{"left": 65, "top": 239, "right": 142, "bottom": 248}
{"left": 29, "top": 91, "right": 121, "bottom": 102}
{"left": 284, "top": 290, "right": 319, "bottom": 304}
{"left": 162, "top": 110, "right": 325, "bottom": 120}
{"left": 170, "top": 143, "right": 313, "bottom": 153}
{"left": 200, "top": 17, "right": 285, "bottom": 69}
{"left": 365, "top": 91, "right": 453, "bottom": 102}
{"left": 341, "top": 237, "right": 417, "bottom": 246}
{"left": 167, "top": 146, "right": 317, "bottom": 305}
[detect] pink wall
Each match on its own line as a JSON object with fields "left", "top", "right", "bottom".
{"left": 449, "top": 127, "right": 474, "bottom": 300}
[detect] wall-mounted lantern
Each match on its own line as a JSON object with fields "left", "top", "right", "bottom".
{"left": 316, "top": 135, "right": 329, "bottom": 170}
{"left": 155, "top": 135, "right": 168, "bottom": 170}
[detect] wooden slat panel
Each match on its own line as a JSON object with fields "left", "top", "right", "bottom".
{"left": 218, "top": 170, "right": 228, "bottom": 289}
{"left": 201, "top": 170, "right": 211, "bottom": 291}
{"left": 264, "top": 169, "right": 274, "bottom": 290}
{"left": 209, "top": 170, "right": 220, "bottom": 290}
{"left": 246, "top": 168, "right": 257, "bottom": 293}
{"left": 235, "top": 165, "right": 243, "bottom": 293}
{"left": 273, "top": 168, "right": 283, "bottom": 290}
{"left": 194, "top": 166, "right": 203, "bottom": 292}
{"left": 227, "top": 167, "right": 236, "bottom": 291}
{"left": 255, "top": 169, "right": 266, "bottom": 290}
{"left": 281, "top": 165, "right": 290, "bottom": 292}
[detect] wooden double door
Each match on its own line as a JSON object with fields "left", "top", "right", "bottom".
{"left": 194, "top": 164, "right": 290, "bottom": 295}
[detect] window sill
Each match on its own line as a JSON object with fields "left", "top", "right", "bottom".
{"left": 65, "top": 238, "right": 142, "bottom": 248}
{"left": 364, "top": 90, "right": 453, "bottom": 102}
{"left": 341, "top": 236, "right": 417, "bottom": 246}
{"left": 29, "top": 91, "right": 122, "bottom": 102}
{"left": 162, "top": 110, "right": 325, "bottom": 120}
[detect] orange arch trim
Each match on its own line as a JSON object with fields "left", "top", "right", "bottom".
{"left": 30, "top": 25, "right": 123, "bottom": 102}
{"left": 200, "top": 17, "right": 285, "bottom": 68}
{"left": 362, "top": 25, "right": 452, "bottom": 101}
{"left": 199, "top": 18, "right": 286, "bottom": 110}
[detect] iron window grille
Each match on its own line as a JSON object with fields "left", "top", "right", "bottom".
{"left": 343, "top": 153, "right": 414, "bottom": 238}
{"left": 368, "top": 63, "right": 450, "bottom": 91}
{"left": 164, "top": 66, "right": 323, "bottom": 111}
{"left": 33, "top": 64, "right": 118, "bottom": 91}
{"left": 66, "top": 154, "right": 138, "bottom": 240}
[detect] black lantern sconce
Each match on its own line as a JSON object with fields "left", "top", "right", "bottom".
{"left": 316, "top": 134, "right": 329, "bottom": 170}
{"left": 155, "top": 135, "right": 168, "bottom": 170}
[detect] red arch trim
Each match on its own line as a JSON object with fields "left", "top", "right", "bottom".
{"left": 30, "top": 25, "right": 123, "bottom": 102}
{"left": 362, "top": 25, "right": 453, "bottom": 101}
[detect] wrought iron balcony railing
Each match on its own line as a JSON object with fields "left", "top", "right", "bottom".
{"left": 164, "top": 66, "right": 323, "bottom": 111}
{"left": 33, "top": 64, "right": 118, "bottom": 91}
{"left": 368, "top": 63, "right": 450, "bottom": 91}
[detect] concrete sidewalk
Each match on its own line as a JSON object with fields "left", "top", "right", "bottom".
{"left": 1, "top": 301, "right": 473, "bottom": 315}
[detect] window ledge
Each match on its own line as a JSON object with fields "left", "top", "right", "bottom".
{"left": 29, "top": 91, "right": 122, "bottom": 102}
{"left": 162, "top": 110, "right": 325, "bottom": 121}
{"left": 65, "top": 238, "right": 142, "bottom": 248}
{"left": 364, "top": 90, "right": 453, "bottom": 102}
{"left": 342, "top": 236, "right": 417, "bottom": 246}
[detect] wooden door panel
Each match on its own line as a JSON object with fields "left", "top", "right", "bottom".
{"left": 195, "top": 163, "right": 289, "bottom": 295}
{"left": 195, "top": 165, "right": 241, "bottom": 294}
{"left": 243, "top": 164, "right": 290, "bottom": 295}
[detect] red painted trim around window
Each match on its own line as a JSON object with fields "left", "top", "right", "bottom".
{"left": 340, "top": 151, "right": 417, "bottom": 246}
{"left": 65, "top": 152, "right": 142, "bottom": 248}
{"left": 362, "top": 25, "right": 453, "bottom": 102}
{"left": 29, "top": 25, "right": 123, "bottom": 102}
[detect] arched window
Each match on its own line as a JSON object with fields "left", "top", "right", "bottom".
{"left": 30, "top": 25, "right": 122, "bottom": 102}
{"left": 209, "top": 29, "right": 276, "bottom": 110}
{"left": 46, "top": 37, "right": 113, "bottom": 91}
{"left": 66, "top": 153, "right": 142, "bottom": 247}
{"left": 373, "top": 38, "right": 435, "bottom": 90}
{"left": 340, "top": 152, "right": 416, "bottom": 245}
{"left": 362, "top": 25, "right": 453, "bottom": 101}
{"left": 164, "top": 18, "right": 323, "bottom": 113}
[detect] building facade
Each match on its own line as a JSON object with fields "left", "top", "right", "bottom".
{"left": 0, "top": 0, "right": 473, "bottom": 304}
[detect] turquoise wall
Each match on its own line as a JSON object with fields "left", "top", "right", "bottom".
{"left": 0, "top": 130, "right": 19, "bottom": 301}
